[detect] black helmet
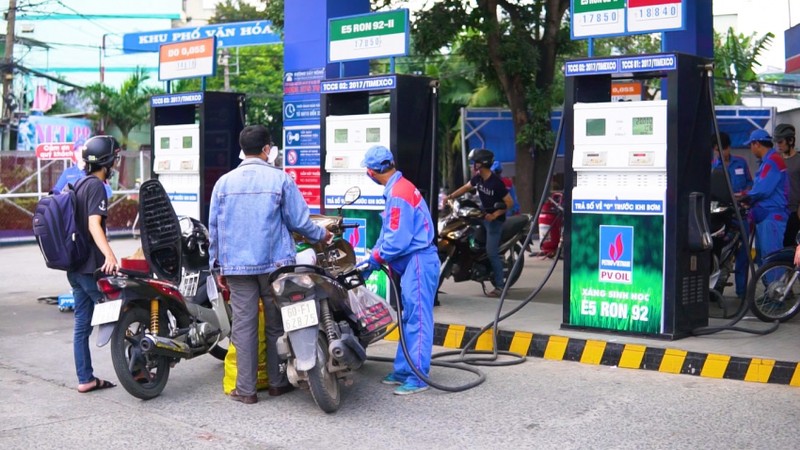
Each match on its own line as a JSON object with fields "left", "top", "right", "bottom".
{"left": 82, "top": 135, "right": 121, "bottom": 168}
{"left": 468, "top": 148, "right": 494, "bottom": 166}
{"left": 774, "top": 124, "right": 796, "bottom": 140}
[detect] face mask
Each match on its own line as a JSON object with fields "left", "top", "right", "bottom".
{"left": 367, "top": 169, "right": 381, "bottom": 185}
{"left": 267, "top": 146, "right": 279, "bottom": 165}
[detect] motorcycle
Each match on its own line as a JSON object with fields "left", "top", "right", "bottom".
{"left": 708, "top": 200, "right": 747, "bottom": 295}
{"left": 268, "top": 186, "right": 395, "bottom": 413}
{"left": 708, "top": 169, "right": 750, "bottom": 301}
{"left": 437, "top": 195, "right": 531, "bottom": 291}
{"left": 92, "top": 179, "right": 231, "bottom": 400}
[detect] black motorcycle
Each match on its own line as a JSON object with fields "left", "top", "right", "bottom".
{"left": 437, "top": 195, "right": 531, "bottom": 292}
{"left": 92, "top": 179, "right": 231, "bottom": 400}
{"left": 708, "top": 200, "right": 746, "bottom": 295}
{"left": 708, "top": 169, "right": 750, "bottom": 300}
{"left": 268, "top": 186, "right": 394, "bottom": 413}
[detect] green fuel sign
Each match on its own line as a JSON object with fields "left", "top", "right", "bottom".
{"left": 328, "top": 9, "right": 409, "bottom": 63}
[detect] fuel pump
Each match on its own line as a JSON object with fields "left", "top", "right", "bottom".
{"left": 562, "top": 53, "right": 713, "bottom": 340}
{"left": 150, "top": 91, "right": 245, "bottom": 225}
{"left": 320, "top": 74, "right": 439, "bottom": 298}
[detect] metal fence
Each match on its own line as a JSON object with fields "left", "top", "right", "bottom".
{"left": 0, "top": 150, "right": 151, "bottom": 244}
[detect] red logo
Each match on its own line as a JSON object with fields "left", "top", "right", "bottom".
{"left": 608, "top": 233, "right": 624, "bottom": 262}
{"left": 348, "top": 226, "right": 360, "bottom": 248}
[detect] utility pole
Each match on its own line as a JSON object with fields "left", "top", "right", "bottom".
{"left": 2, "top": 0, "right": 17, "bottom": 150}
{"left": 222, "top": 48, "right": 230, "bottom": 91}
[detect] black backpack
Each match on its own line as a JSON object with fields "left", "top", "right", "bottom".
{"left": 32, "top": 177, "right": 92, "bottom": 271}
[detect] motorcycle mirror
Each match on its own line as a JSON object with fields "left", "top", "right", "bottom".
{"left": 339, "top": 186, "right": 362, "bottom": 216}
{"left": 343, "top": 186, "right": 361, "bottom": 205}
{"left": 493, "top": 201, "right": 507, "bottom": 210}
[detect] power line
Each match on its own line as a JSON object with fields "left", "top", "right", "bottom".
{"left": 52, "top": 0, "right": 116, "bottom": 35}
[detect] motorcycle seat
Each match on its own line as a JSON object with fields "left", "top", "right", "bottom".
{"left": 501, "top": 215, "right": 529, "bottom": 242}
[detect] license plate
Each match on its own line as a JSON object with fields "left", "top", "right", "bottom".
{"left": 281, "top": 300, "right": 318, "bottom": 332}
{"left": 91, "top": 299, "right": 123, "bottom": 326}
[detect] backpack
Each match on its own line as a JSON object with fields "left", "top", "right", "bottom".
{"left": 32, "top": 177, "right": 92, "bottom": 271}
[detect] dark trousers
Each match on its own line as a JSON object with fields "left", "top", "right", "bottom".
{"left": 783, "top": 210, "right": 800, "bottom": 248}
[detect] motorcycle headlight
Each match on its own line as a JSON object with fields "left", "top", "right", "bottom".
{"left": 447, "top": 228, "right": 467, "bottom": 240}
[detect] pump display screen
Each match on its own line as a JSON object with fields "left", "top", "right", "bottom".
{"left": 586, "top": 118, "right": 606, "bottom": 136}
{"left": 366, "top": 127, "right": 381, "bottom": 143}
{"left": 632, "top": 117, "right": 654, "bottom": 136}
{"left": 334, "top": 129, "right": 348, "bottom": 144}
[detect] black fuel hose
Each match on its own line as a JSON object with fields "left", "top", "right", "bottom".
{"left": 366, "top": 111, "right": 567, "bottom": 388}
{"left": 690, "top": 65, "right": 778, "bottom": 336}
{"left": 366, "top": 267, "right": 487, "bottom": 392}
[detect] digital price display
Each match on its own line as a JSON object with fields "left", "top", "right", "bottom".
{"left": 586, "top": 118, "right": 606, "bottom": 137}
{"left": 632, "top": 116, "right": 653, "bottom": 136}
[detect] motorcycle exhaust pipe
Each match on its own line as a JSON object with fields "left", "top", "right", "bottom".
{"left": 328, "top": 334, "right": 366, "bottom": 369}
{"left": 140, "top": 334, "right": 192, "bottom": 359}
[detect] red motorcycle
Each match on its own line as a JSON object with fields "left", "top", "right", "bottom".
{"left": 92, "top": 180, "right": 231, "bottom": 400}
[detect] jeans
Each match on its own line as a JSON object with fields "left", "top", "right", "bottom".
{"left": 226, "top": 274, "right": 288, "bottom": 396}
{"left": 66, "top": 271, "right": 102, "bottom": 384}
{"left": 484, "top": 219, "right": 504, "bottom": 288}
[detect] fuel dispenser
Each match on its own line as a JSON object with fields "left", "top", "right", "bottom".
{"left": 562, "top": 53, "right": 713, "bottom": 339}
{"left": 150, "top": 91, "right": 245, "bottom": 225}
{"left": 319, "top": 74, "right": 438, "bottom": 296}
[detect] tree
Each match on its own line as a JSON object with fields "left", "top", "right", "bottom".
{"left": 82, "top": 67, "right": 160, "bottom": 146}
{"left": 713, "top": 27, "right": 774, "bottom": 105}
{"left": 412, "top": 0, "right": 570, "bottom": 213}
{"left": 583, "top": 34, "right": 662, "bottom": 100}
{"left": 175, "top": 0, "right": 285, "bottom": 136}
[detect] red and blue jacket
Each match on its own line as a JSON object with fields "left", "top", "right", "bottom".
{"left": 748, "top": 148, "right": 788, "bottom": 221}
{"left": 372, "top": 171, "right": 435, "bottom": 272}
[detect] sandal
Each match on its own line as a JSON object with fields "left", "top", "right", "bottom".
{"left": 78, "top": 377, "right": 116, "bottom": 393}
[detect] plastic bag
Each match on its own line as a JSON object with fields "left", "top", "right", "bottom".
{"left": 223, "top": 301, "right": 269, "bottom": 394}
{"left": 346, "top": 286, "right": 396, "bottom": 334}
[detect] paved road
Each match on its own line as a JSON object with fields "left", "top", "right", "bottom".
{"left": 2, "top": 239, "right": 799, "bottom": 448}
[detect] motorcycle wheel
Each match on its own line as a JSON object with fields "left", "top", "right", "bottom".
{"left": 503, "top": 243, "right": 525, "bottom": 288}
{"left": 110, "top": 307, "right": 171, "bottom": 400}
{"left": 713, "top": 252, "right": 735, "bottom": 295}
{"left": 307, "top": 333, "right": 340, "bottom": 414}
{"left": 437, "top": 255, "right": 454, "bottom": 289}
{"left": 748, "top": 261, "right": 800, "bottom": 323}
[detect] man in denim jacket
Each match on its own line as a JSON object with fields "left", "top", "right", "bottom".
{"left": 209, "top": 125, "right": 330, "bottom": 404}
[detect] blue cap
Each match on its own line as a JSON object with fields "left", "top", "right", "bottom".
{"left": 744, "top": 129, "right": 772, "bottom": 145}
{"left": 361, "top": 145, "right": 394, "bottom": 171}
{"left": 490, "top": 160, "right": 503, "bottom": 173}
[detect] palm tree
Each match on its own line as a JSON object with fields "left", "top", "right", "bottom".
{"left": 83, "top": 67, "right": 162, "bottom": 145}
{"left": 713, "top": 27, "right": 774, "bottom": 105}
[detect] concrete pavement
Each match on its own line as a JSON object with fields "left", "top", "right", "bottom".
{"left": 431, "top": 250, "right": 800, "bottom": 386}
{"left": 2, "top": 237, "right": 798, "bottom": 388}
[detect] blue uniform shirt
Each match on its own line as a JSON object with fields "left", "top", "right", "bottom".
{"left": 748, "top": 148, "right": 788, "bottom": 219}
{"left": 711, "top": 155, "right": 753, "bottom": 194}
{"left": 372, "top": 171, "right": 435, "bottom": 270}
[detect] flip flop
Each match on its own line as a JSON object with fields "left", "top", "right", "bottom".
{"left": 78, "top": 378, "right": 116, "bottom": 393}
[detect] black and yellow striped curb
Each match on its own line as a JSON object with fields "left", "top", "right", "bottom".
{"left": 384, "top": 323, "right": 800, "bottom": 386}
